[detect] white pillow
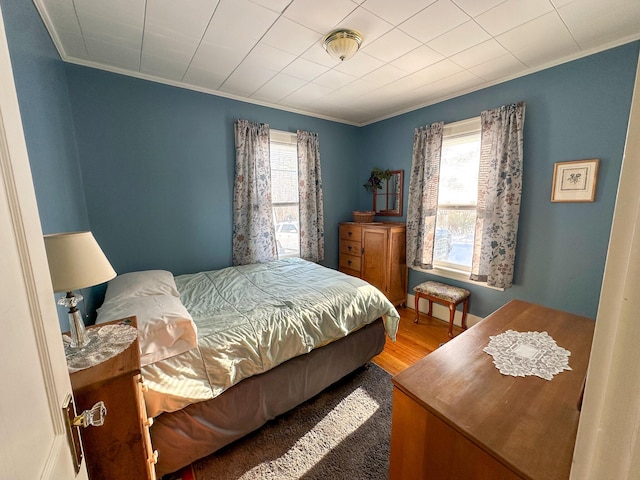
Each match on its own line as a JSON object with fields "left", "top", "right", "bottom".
{"left": 96, "top": 295, "right": 197, "bottom": 367}
{"left": 103, "top": 270, "right": 180, "bottom": 304}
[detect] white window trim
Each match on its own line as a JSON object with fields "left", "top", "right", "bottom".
{"left": 422, "top": 116, "right": 505, "bottom": 293}
{"left": 411, "top": 264, "right": 505, "bottom": 292}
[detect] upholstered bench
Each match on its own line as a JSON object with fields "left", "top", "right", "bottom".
{"left": 414, "top": 281, "right": 470, "bottom": 338}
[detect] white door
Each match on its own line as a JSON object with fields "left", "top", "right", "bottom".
{"left": 0, "top": 4, "right": 88, "bottom": 479}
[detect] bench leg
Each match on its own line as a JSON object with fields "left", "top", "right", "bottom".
{"left": 427, "top": 299, "right": 433, "bottom": 317}
{"left": 461, "top": 298, "right": 469, "bottom": 331}
{"left": 448, "top": 304, "right": 456, "bottom": 338}
{"left": 414, "top": 293, "right": 420, "bottom": 323}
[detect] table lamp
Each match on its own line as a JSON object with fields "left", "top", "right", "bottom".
{"left": 44, "top": 231, "right": 116, "bottom": 348}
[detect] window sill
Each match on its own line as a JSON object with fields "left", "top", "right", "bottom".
{"left": 411, "top": 265, "right": 505, "bottom": 292}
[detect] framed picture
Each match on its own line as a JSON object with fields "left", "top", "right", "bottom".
{"left": 551, "top": 159, "right": 600, "bottom": 202}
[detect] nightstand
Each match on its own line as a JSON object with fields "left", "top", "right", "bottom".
{"left": 69, "top": 317, "right": 157, "bottom": 480}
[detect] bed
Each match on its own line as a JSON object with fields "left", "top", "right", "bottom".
{"left": 96, "top": 258, "right": 400, "bottom": 477}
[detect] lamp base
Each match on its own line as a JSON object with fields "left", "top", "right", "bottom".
{"left": 58, "top": 292, "right": 90, "bottom": 348}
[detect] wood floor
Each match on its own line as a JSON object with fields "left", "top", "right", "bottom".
{"left": 372, "top": 306, "right": 463, "bottom": 376}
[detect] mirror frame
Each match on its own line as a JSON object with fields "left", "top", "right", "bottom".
{"left": 373, "top": 169, "right": 403, "bottom": 217}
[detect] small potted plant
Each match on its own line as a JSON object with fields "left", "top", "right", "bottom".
{"left": 363, "top": 168, "right": 392, "bottom": 193}
{"left": 353, "top": 168, "right": 392, "bottom": 223}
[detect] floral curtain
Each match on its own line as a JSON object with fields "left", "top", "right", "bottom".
{"left": 297, "top": 130, "right": 324, "bottom": 262}
{"left": 470, "top": 102, "right": 526, "bottom": 288}
{"left": 232, "top": 119, "right": 277, "bottom": 266}
{"left": 406, "top": 122, "right": 444, "bottom": 269}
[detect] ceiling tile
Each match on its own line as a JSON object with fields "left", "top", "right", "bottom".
{"left": 74, "top": 0, "right": 145, "bottom": 29}
{"left": 412, "top": 59, "right": 464, "bottom": 84}
{"left": 359, "top": 64, "right": 407, "bottom": 90}
{"left": 202, "top": 0, "right": 279, "bottom": 51}
{"left": 558, "top": 0, "right": 640, "bottom": 49}
{"left": 550, "top": 0, "right": 575, "bottom": 7}
{"left": 182, "top": 65, "right": 227, "bottom": 90}
{"left": 144, "top": 0, "right": 217, "bottom": 41}
{"left": 333, "top": 6, "right": 394, "bottom": 46}
{"left": 220, "top": 63, "right": 278, "bottom": 96}
{"left": 362, "top": 28, "right": 422, "bottom": 62}
{"left": 452, "top": 0, "right": 507, "bottom": 17}
{"left": 334, "top": 51, "right": 385, "bottom": 76}
{"left": 140, "top": 53, "right": 189, "bottom": 80}
{"left": 313, "top": 69, "right": 357, "bottom": 88}
{"left": 475, "top": 0, "right": 555, "bottom": 36}
{"left": 422, "top": 70, "right": 485, "bottom": 98}
{"left": 399, "top": 0, "right": 470, "bottom": 43}
{"left": 282, "top": 57, "right": 330, "bottom": 81}
{"left": 427, "top": 20, "right": 491, "bottom": 57}
{"left": 77, "top": 13, "right": 143, "bottom": 50}
{"left": 262, "top": 16, "right": 323, "bottom": 55}
{"left": 241, "top": 43, "right": 297, "bottom": 71}
{"left": 187, "top": 42, "right": 245, "bottom": 80}
{"left": 251, "top": 73, "right": 307, "bottom": 102}
{"left": 284, "top": 0, "right": 359, "bottom": 34}
{"left": 469, "top": 53, "right": 526, "bottom": 81}
{"left": 282, "top": 82, "right": 334, "bottom": 106}
{"left": 391, "top": 45, "right": 444, "bottom": 73}
{"left": 249, "top": 0, "right": 293, "bottom": 14}
{"left": 361, "top": 0, "right": 436, "bottom": 26}
{"left": 83, "top": 37, "right": 141, "bottom": 70}
{"left": 497, "top": 12, "right": 579, "bottom": 66}
{"left": 450, "top": 39, "right": 509, "bottom": 68}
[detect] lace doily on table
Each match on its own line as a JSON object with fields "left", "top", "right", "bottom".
{"left": 65, "top": 324, "right": 138, "bottom": 374}
{"left": 483, "top": 330, "right": 571, "bottom": 380}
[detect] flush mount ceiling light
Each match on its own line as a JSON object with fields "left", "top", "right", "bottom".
{"left": 322, "top": 29, "right": 363, "bottom": 61}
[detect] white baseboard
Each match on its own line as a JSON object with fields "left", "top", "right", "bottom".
{"left": 407, "top": 293, "right": 483, "bottom": 328}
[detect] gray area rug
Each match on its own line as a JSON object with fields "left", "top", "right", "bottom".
{"left": 192, "top": 363, "right": 392, "bottom": 480}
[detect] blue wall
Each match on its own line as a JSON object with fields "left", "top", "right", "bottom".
{"left": 361, "top": 42, "right": 639, "bottom": 319}
{"left": 1, "top": 0, "right": 100, "bottom": 328}
{"left": 65, "top": 66, "right": 360, "bottom": 276}
{"left": 2, "top": 0, "right": 638, "bottom": 324}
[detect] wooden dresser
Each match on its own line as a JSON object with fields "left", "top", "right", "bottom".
{"left": 70, "top": 318, "right": 157, "bottom": 479}
{"left": 339, "top": 221, "right": 407, "bottom": 306}
{"left": 389, "top": 300, "right": 595, "bottom": 480}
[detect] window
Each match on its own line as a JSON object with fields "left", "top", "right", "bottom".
{"left": 270, "top": 130, "right": 300, "bottom": 258}
{"left": 433, "top": 117, "right": 481, "bottom": 272}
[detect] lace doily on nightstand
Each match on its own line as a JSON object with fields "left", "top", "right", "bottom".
{"left": 65, "top": 324, "right": 138, "bottom": 373}
{"left": 483, "top": 330, "right": 572, "bottom": 380}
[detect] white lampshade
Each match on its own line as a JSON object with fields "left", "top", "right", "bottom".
{"left": 323, "top": 29, "right": 363, "bottom": 61}
{"left": 44, "top": 231, "right": 116, "bottom": 292}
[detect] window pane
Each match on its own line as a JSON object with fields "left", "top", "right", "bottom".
{"left": 270, "top": 134, "right": 300, "bottom": 258}
{"left": 434, "top": 209, "right": 476, "bottom": 267}
{"left": 438, "top": 133, "right": 480, "bottom": 206}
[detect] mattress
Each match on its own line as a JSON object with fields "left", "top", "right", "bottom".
{"left": 141, "top": 258, "right": 400, "bottom": 417}
{"left": 151, "top": 318, "right": 387, "bottom": 477}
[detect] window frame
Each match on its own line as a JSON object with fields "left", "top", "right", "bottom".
{"left": 412, "top": 117, "right": 504, "bottom": 291}
{"left": 269, "top": 129, "right": 300, "bottom": 259}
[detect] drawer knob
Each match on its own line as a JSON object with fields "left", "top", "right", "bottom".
{"left": 145, "top": 417, "right": 154, "bottom": 428}
{"left": 347, "top": 245, "right": 352, "bottom": 251}
{"left": 73, "top": 401, "right": 107, "bottom": 428}
{"left": 150, "top": 450, "right": 159, "bottom": 465}
{"left": 348, "top": 231, "right": 352, "bottom": 236}
{"left": 347, "top": 260, "right": 352, "bottom": 265}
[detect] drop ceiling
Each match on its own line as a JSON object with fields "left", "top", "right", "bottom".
{"left": 34, "top": 0, "right": 640, "bottom": 125}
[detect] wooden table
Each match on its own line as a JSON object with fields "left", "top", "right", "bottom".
{"left": 389, "top": 300, "right": 595, "bottom": 480}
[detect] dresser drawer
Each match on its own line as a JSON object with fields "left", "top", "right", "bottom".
{"left": 339, "top": 253, "right": 361, "bottom": 273}
{"left": 340, "top": 239, "right": 361, "bottom": 256}
{"left": 340, "top": 224, "right": 362, "bottom": 241}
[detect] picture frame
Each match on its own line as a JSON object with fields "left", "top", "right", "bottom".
{"left": 551, "top": 159, "right": 600, "bottom": 202}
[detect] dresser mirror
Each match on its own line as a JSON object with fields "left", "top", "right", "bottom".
{"left": 373, "top": 170, "right": 403, "bottom": 216}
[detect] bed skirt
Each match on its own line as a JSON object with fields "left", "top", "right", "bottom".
{"left": 151, "top": 318, "right": 387, "bottom": 477}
